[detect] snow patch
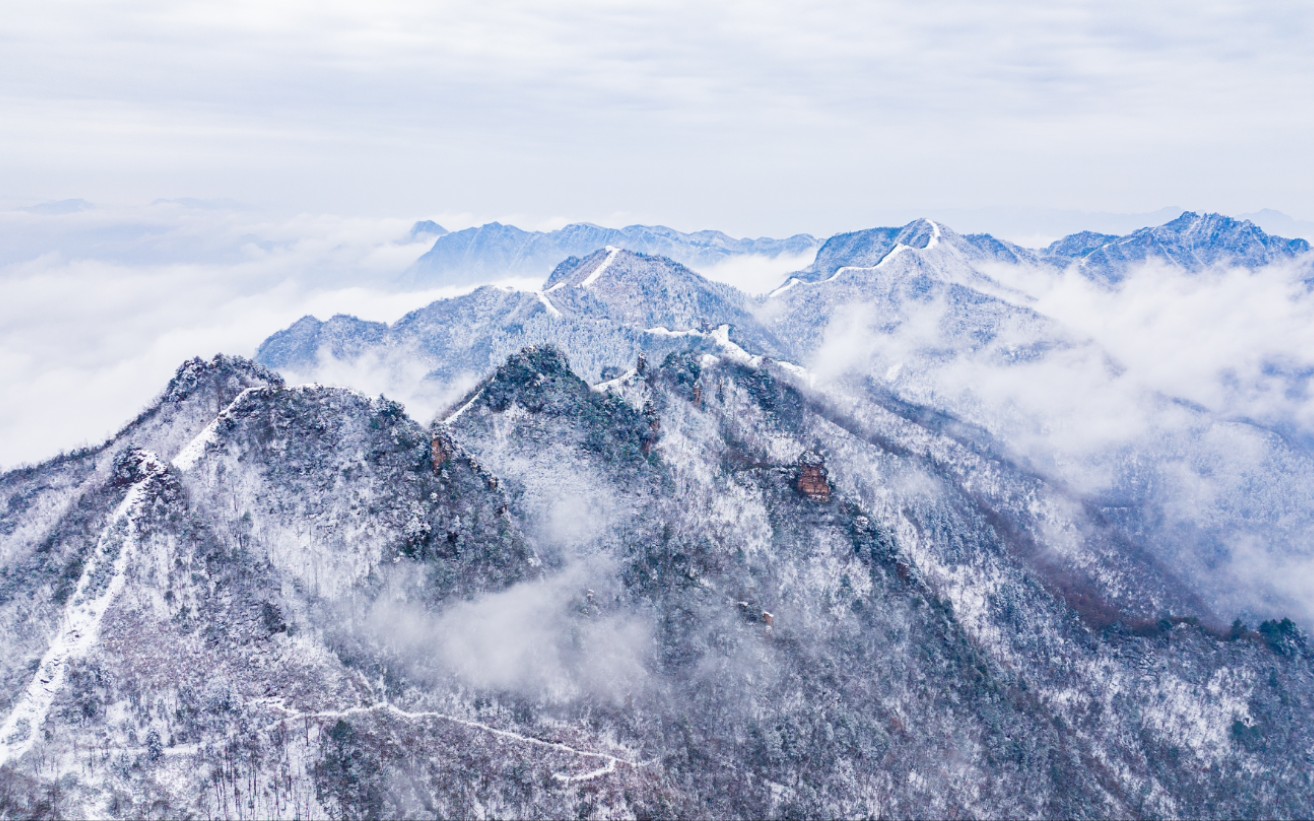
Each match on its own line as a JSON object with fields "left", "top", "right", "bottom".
{"left": 644, "top": 326, "right": 699, "bottom": 338}
{"left": 258, "top": 698, "right": 648, "bottom": 784}
{"left": 0, "top": 453, "right": 167, "bottom": 767}
{"left": 535, "top": 292, "right": 563, "bottom": 318}
{"left": 591, "top": 368, "right": 637, "bottom": 393}
{"left": 443, "top": 387, "right": 486, "bottom": 424}
{"left": 171, "top": 386, "right": 263, "bottom": 470}
{"left": 925, "top": 219, "right": 943, "bottom": 249}
{"left": 579, "top": 246, "right": 622, "bottom": 288}
{"left": 771, "top": 232, "right": 933, "bottom": 298}
{"left": 775, "top": 360, "right": 813, "bottom": 384}
{"left": 768, "top": 277, "right": 801, "bottom": 298}
{"left": 877, "top": 244, "right": 913, "bottom": 268}
{"left": 645, "top": 324, "right": 760, "bottom": 364}
{"left": 709, "top": 324, "right": 761, "bottom": 366}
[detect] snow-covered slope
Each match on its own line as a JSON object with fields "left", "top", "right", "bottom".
{"left": 258, "top": 216, "right": 1314, "bottom": 624}
{"left": 756, "top": 216, "right": 1314, "bottom": 625}
{"left": 1043, "top": 211, "right": 1311, "bottom": 282}
{"left": 773, "top": 218, "right": 1036, "bottom": 294}
{"left": 2, "top": 346, "right": 1310, "bottom": 818}
{"left": 256, "top": 250, "right": 784, "bottom": 417}
{"left": 6, "top": 210, "right": 1314, "bottom": 818}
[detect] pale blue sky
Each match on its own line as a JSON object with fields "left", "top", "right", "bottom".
{"left": 3, "top": 0, "right": 1313, "bottom": 236}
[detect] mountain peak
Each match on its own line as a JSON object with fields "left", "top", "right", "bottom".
{"left": 781, "top": 217, "right": 1022, "bottom": 288}
{"left": 542, "top": 247, "right": 714, "bottom": 294}
{"left": 162, "top": 355, "right": 283, "bottom": 404}
{"left": 1046, "top": 210, "right": 1311, "bottom": 280}
{"left": 542, "top": 246, "right": 627, "bottom": 291}
{"left": 407, "top": 220, "right": 448, "bottom": 242}
{"left": 498, "top": 344, "right": 575, "bottom": 379}
{"left": 442, "top": 345, "right": 591, "bottom": 421}
{"left": 1163, "top": 210, "right": 1251, "bottom": 232}
{"left": 897, "top": 218, "right": 944, "bottom": 250}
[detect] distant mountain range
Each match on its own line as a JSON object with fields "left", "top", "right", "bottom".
{"left": 401, "top": 211, "right": 1310, "bottom": 289}
{"left": 402, "top": 221, "right": 819, "bottom": 285}
{"left": 1044, "top": 211, "right": 1311, "bottom": 283}
{"left": 260, "top": 247, "right": 783, "bottom": 391}
{"left": 304, "top": 211, "right": 1312, "bottom": 402}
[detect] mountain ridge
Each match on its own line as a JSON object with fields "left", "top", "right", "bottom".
{"left": 1041, "top": 210, "right": 1311, "bottom": 281}
{"left": 404, "top": 221, "right": 819, "bottom": 286}
{"left": 6, "top": 208, "right": 1314, "bottom": 818}
{"left": 2, "top": 343, "right": 1313, "bottom": 818}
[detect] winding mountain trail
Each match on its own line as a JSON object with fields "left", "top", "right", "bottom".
{"left": 256, "top": 698, "right": 647, "bottom": 782}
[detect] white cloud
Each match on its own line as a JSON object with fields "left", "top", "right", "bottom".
{"left": 366, "top": 559, "right": 654, "bottom": 705}
{"left": 993, "top": 260, "right": 1314, "bottom": 431}
{"left": 803, "top": 256, "right": 1314, "bottom": 620}
{"left": 697, "top": 251, "right": 816, "bottom": 295}
{"left": 0, "top": 204, "right": 510, "bottom": 468}
{"left": 281, "top": 348, "right": 482, "bottom": 429}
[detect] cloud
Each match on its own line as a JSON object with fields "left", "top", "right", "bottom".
{"left": 697, "top": 251, "right": 817, "bottom": 296}
{"left": 281, "top": 347, "right": 482, "bottom": 428}
{"left": 803, "top": 257, "right": 1314, "bottom": 621}
{"left": 992, "top": 259, "right": 1314, "bottom": 433}
{"left": 0, "top": 203, "right": 510, "bottom": 468}
{"left": 0, "top": 199, "right": 814, "bottom": 468}
{"left": 365, "top": 559, "right": 654, "bottom": 705}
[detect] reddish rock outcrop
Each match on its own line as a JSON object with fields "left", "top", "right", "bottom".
{"left": 431, "top": 435, "right": 451, "bottom": 473}
{"left": 795, "top": 452, "right": 832, "bottom": 503}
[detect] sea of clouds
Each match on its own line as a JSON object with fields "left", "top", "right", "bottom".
{"left": 0, "top": 200, "right": 813, "bottom": 468}
{"left": 0, "top": 201, "right": 513, "bottom": 468}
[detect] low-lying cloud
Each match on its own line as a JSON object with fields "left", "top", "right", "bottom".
{"left": 282, "top": 347, "right": 482, "bottom": 431}
{"left": 366, "top": 559, "right": 653, "bottom": 705}
{"left": 0, "top": 203, "right": 513, "bottom": 468}
{"left": 805, "top": 257, "right": 1314, "bottom": 622}
{"left": 698, "top": 251, "right": 818, "bottom": 296}
{"left": 993, "top": 259, "right": 1314, "bottom": 433}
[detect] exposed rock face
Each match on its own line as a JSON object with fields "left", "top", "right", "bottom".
{"left": 795, "top": 451, "right": 832, "bottom": 502}
{"left": 431, "top": 434, "right": 450, "bottom": 472}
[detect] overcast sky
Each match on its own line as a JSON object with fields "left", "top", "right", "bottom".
{"left": 4, "top": 0, "right": 1313, "bottom": 236}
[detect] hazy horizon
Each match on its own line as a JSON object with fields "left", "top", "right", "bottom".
{"left": 5, "top": 197, "right": 1313, "bottom": 248}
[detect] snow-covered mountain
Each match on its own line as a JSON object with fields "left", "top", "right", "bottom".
{"left": 4, "top": 211, "right": 1314, "bottom": 818}
{"left": 403, "top": 221, "right": 819, "bottom": 285}
{"left": 1042, "top": 211, "right": 1311, "bottom": 282}
{"left": 776, "top": 218, "right": 1037, "bottom": 292}
{"left": 258, "top": 249, "right": 784, "bottom": 411}
{"left": 2, "top": 348, "right": 1312, "bottom": 818}
{"left": 260, "top": 212, "right": 1314, "bottom": 619}
{"left": 758, "top": 215, "right": 1314, "bottom": 622}
{"left": 406, "top": 219, "right": 448, "bottom": 243}
{"left": 766, "top": 218, "right": 1054, "bottom": 354}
